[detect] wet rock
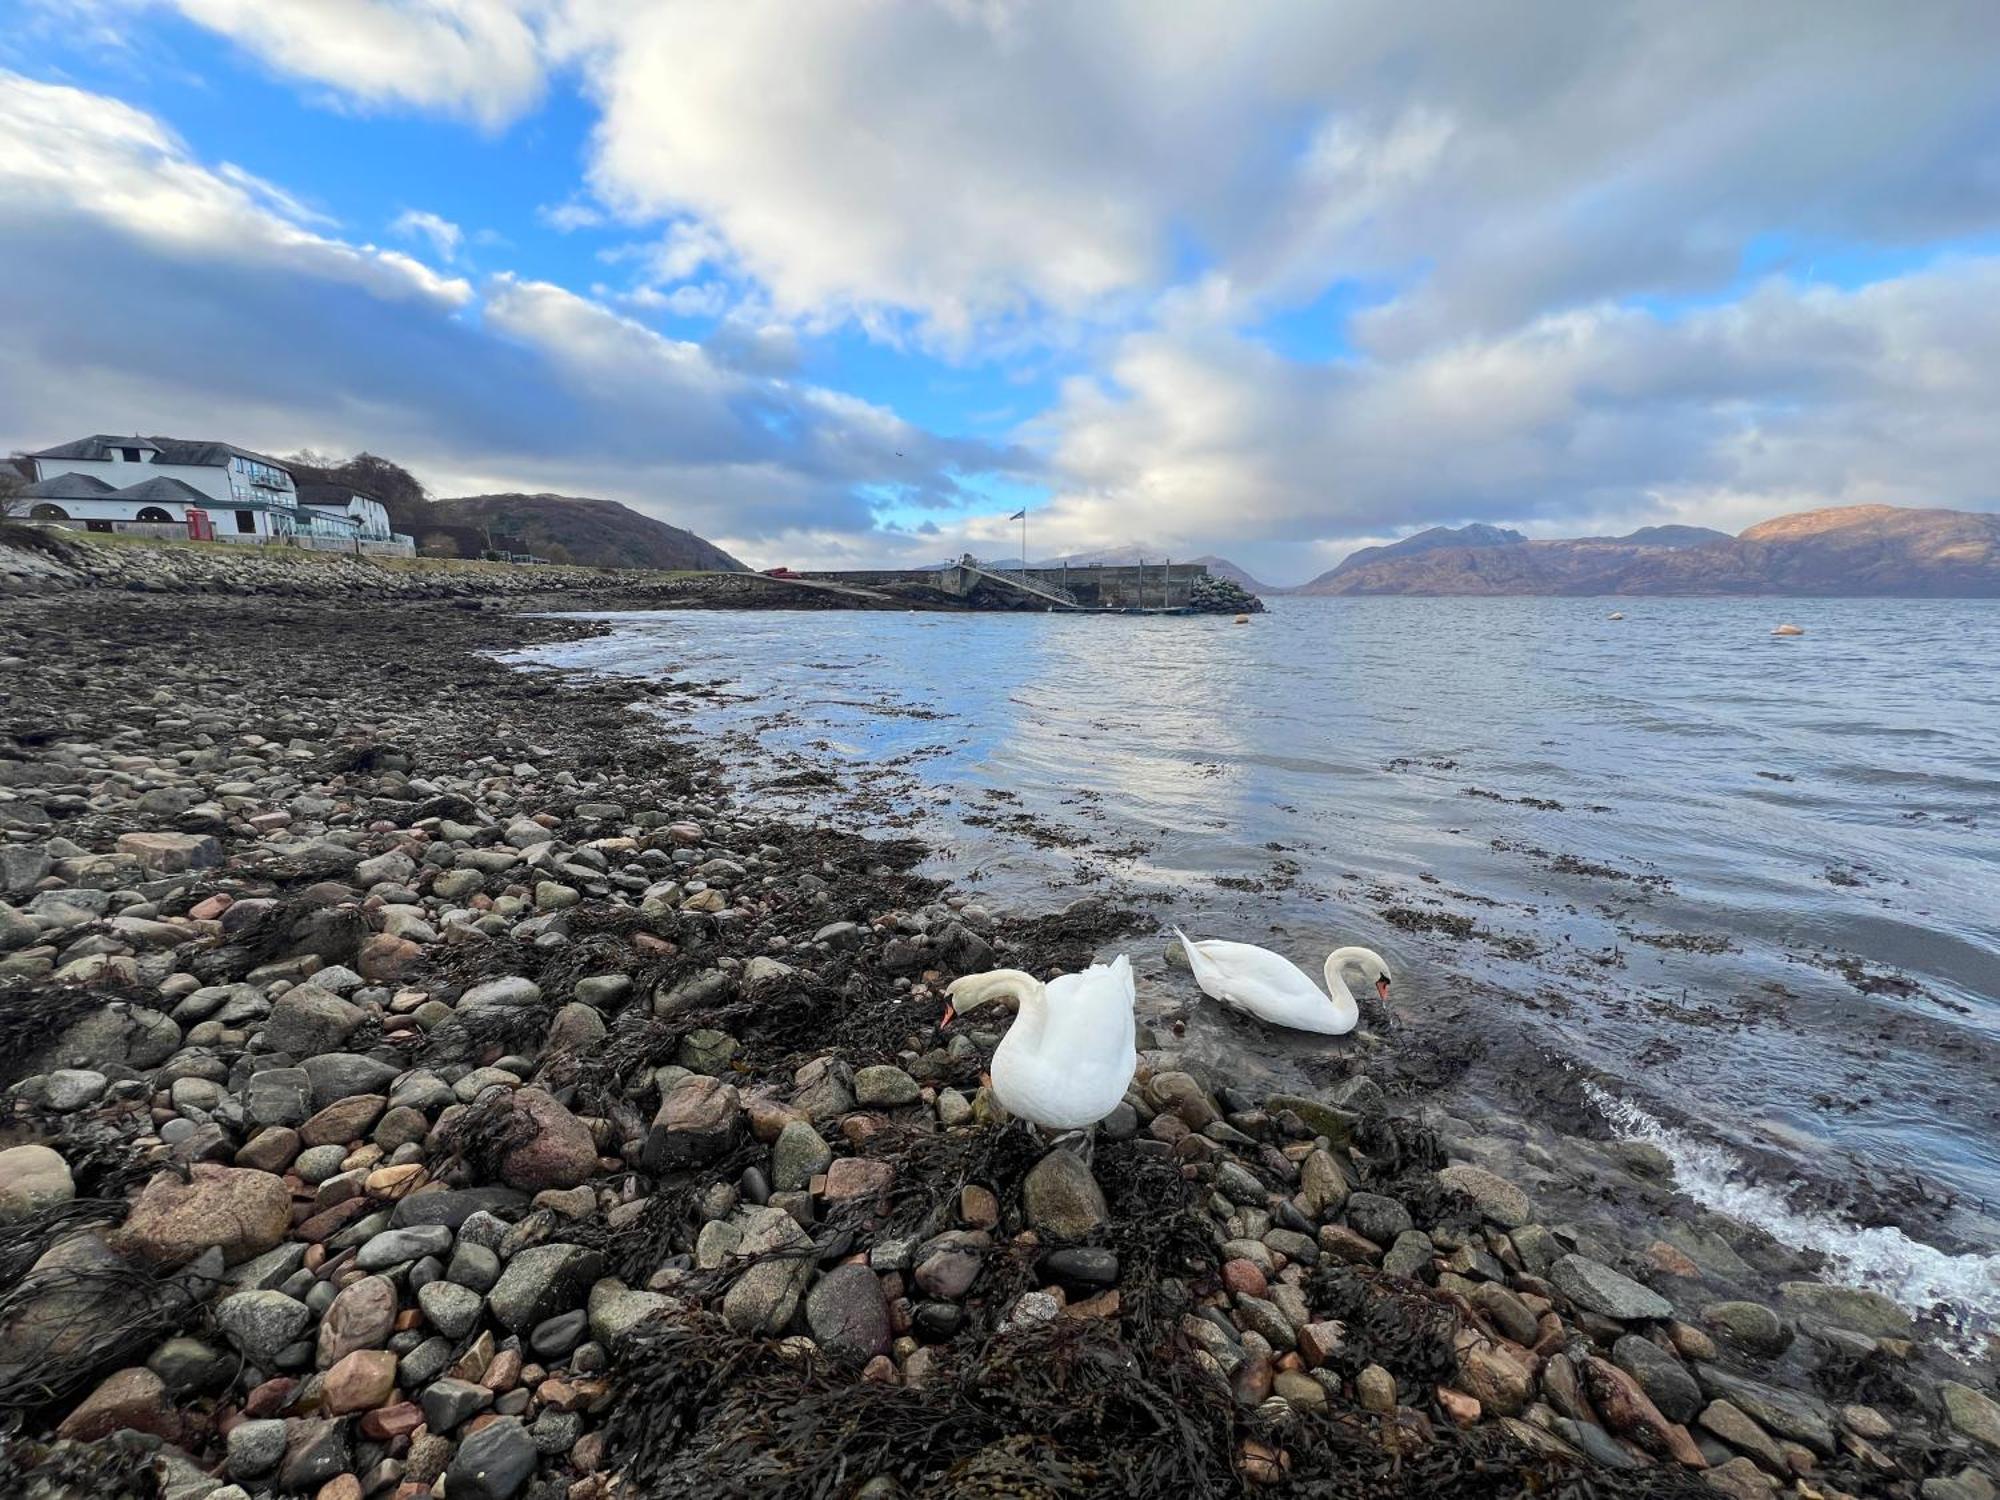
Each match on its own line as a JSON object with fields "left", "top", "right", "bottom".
{"left": 1297, "top": 1149, "right": 1347, "bottom": 1217}
{"left": 1381, "top": 1230, "right": 1433, "bottom": 1281}
{"left": 323, "top": 1348, "right": 397, "bottom": 1414}
{"left": 262, "top": 985, "right": 363, "bottom": 1057}
{"left": 1356, "top": 1363, "right": 1397, "bottom": 1412}
{"left": 447, "top": 1415, "right": 538, "bottom": 1500}
{"left": 644, "top": 1075, "right": 741, "bottom": 1170}
{"left": 301, "top": 1052, "right": 400, "bottom": 1108}
{"left": 1021, "top": 1149, "right": 1108, "bottom": 1239}
{"left": 55, "top": 1366, "right": 180, "bottom": 1443}
{"left": 0, "top": 1143, "right": 75, "bottom": 1222}
{"left": 1456, "top": 1344, "right": 1532, "bottom": 1418}
{"left": 1697, "top": 1367, "right": 1834, "bottom": 1455}
{"left": 317, "top": 1274, "right": 398, "bottom": 1367}
{"left": 418, "top": 1279, "right": 484, "bottom": 1339}
{"left": 721, "top": 1207, "right": 815, "bottom": 1335}
{"left": 853, "top": 1064, "right": 920, "bottom": 1107}
{"left": 1942, "top": 1381, "right": 2000, "bottom": 1453}
{"left": 226, "top": 1418, "right": 289, "bottom": 1479}
{"left": 489, "top": 1243, "right": 605, "bottom": 1333}
{"left": 807, "top": 1263, "right": 893, "bottom": 1364}
{"left": 497, "top": 1088, "right": 598, "bottom": 1191}
{"left": 1702, "top": 1300, "right": 1790, "bottom": 1357}
{"left": 119, "top": 1164, "right": 290, "bottom": 1266}
{"left": 1436, "top": 1164, "right": 1532, "bottom": 1227}
{"left": 357, "top": 1224, "right": 454, "bottom": 1270}
{"left": 1612, "top": 1333, "right": 1701, "bottom": 1424}
{"left": 587, "top": 1279, "right": 675, "bottom": 1345}
{"left": 1550, "top": 1253, "right": 1672, "bottom": 1321}
{"left": 1703, "top": 1456, "right": 1778, "bottom": 1498}
{"left": 216, "top": 1290, "right": 314, "bottom": 1365}
{"left": 913, "top": 1230, "right": 990, "bottom": 1299}
{"left": 1698, "top": 1400, "right": 1788, "bottom": 1473}
{"left": 1344, "top": 1191, "right": 1413, "bottom": 1245}
{"left": 1775, "top": 1280, "right": 1914, "bottom": 1341}
{"left": 278, "top": 1418, "right": 352, "bottom": 1491}
{"left": 771, "top": 1120, "right": 833, "bottom": 1192}
{"left": 115, "top": 831, "right": 221, "bottom": 873}
{"left": 1042, "top": 1246, "right": 1119, "bottom": 1286}
{"left": 147, "top": 1335, "right": 232, "bottom": 1395}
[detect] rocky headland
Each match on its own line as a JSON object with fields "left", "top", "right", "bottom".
{"left": 0, "top": 580, "right": 1994, "bottom": 1499}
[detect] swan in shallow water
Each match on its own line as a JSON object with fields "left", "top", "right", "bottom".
{"left": 943, "top": 956, "right": 1137, "bottom": 1131}
{"left": 1172, "top": 929, "right": 1391, "bottom": 1035}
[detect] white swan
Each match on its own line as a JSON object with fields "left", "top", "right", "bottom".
{"left": 942, "top": 956, "right": 1137, "bottom": 1131}
{"left": 1172, "top": 929, "right": 1391, "bottom": 1036}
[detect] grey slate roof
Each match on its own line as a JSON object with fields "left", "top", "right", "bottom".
{"left": 113, "top": 476, "right": 213, "bottom": 507}
{"left": 28, "top": 434, "right": 292, "bottom": 472}
{"left": 23, "top": 473, "right": 116, "bottom": 499}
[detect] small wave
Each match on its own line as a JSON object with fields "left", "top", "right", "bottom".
{"left": 1584, "top": 1082, "right": 2000, "bottom": 1331}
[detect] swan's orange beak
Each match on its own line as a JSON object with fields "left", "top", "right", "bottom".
{"left": 1376, "top": 977, "right": 1392, "bottom": 1002}
{"left": 940, "top": 1001, "right": 956, "bottom": 1029}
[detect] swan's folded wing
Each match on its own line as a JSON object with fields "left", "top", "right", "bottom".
{"left": 1191, "top": 940, "right": 1323, "bottom": 1016}
{"left": 1042, "top": 958, "right": 1136, "bottom": 1061}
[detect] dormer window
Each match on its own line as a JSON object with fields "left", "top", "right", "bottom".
{"left": 120, "top": 447, "right": 143, "bottom": 462}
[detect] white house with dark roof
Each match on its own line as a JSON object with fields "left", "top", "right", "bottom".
{"left": 25, "top": 433, "right": 301, "bottom": 539}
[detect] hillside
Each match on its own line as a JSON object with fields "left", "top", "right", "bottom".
{"left": 1296, "top": 505, "right": 2000, "bottom": 597}
{"left": 429, "top": 494, "right": 746, "bottom": 572}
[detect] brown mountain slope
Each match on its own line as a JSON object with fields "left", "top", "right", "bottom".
{"left": 1301, "top": 505, "right": 2000, "bottom": 597}
{"left": 432, "top": 494, "right": 747, "bottom": 572}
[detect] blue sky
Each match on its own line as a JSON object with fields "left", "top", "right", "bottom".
{"left": 4, "top": 3, "right": 1999, "bottom": 582}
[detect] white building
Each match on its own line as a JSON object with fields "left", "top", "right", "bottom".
{"left": 22, "top": 434, "right": 413, "bottom": 554}
{"left": 25, "top": 433, "right": 301, "bottom": 539}
{"left": 296, "top": 482, "right": 397, "bottom": 543}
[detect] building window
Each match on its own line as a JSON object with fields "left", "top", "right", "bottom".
{"left": 87, "top": 519, "right": 114, "bottom": 533}
{"left": 235, "top": 510, "right": 257, "bottom": 534}
{"left": 29, "top": 503, "right": 68, "bottom": 521}
{"left": 120, "top": 447, "right": 143, "bottom": 462}
{"left": 135, "top": 506, "right": 173, "bottom": 522}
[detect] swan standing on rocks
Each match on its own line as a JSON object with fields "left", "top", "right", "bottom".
{"left": 1173, "top": 929, "right": 1390, "bottom": 1035}
{"left": 942, "top": 956, "right": 1137, "bottom": 1132}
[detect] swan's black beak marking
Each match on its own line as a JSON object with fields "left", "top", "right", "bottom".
{"left": 1376, "top": 977, "right": 1392, "bottom": 1002}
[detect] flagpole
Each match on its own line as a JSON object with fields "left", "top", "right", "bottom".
{"left": 1020, "top": 508, "right": 1027, "bottom": 570}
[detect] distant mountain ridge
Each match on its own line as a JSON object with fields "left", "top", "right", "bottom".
{"left": 1292, "top": 505, "right": 2000, "bottom": 597}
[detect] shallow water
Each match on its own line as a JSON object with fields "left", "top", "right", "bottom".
{"left": 510, "top": 595, "right": 2000, "bottom": 1313}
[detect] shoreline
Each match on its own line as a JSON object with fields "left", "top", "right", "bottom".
{"left": 0, "top": 590, "right": 1994, "bottom": 1497}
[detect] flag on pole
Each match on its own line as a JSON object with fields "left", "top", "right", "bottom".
{"left": 1008, "top": 508, "right": 1027, "bottom": 520}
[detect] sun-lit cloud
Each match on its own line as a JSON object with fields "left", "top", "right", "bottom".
{"left": 390, "top": 208, "right": 463, "bottom": 263}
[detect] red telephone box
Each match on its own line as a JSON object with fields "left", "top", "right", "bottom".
{"left": 186, "top": 509, "right": 214, "bottom": 541}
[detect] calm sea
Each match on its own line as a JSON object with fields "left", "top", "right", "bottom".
{"left": 511, "top": 595, "right": 2000, "bottom": 1319}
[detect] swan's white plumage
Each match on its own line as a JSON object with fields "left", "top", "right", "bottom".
{"left": 1173, "top": 929, "right": 1387, "bottom": 1036}
{"left": 947, "top": 955, "right": 1137, "bottom": 1130}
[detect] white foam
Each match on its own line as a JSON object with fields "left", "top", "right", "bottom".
{"left": 1585, "top": 1082, "right": 2000, "bottom": 1333}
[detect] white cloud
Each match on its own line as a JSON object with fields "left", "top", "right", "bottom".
{"left": 1035, "top": 260, "right": 2000, "bottom": 582}
{"left": 390, "top": 208, "right": 464, "bottom": 262}
{"left": 0, "top": 70, "right": 1024, "bottom": 564}
{"left": 167, "top": 0, "right": 546, "bottom": 128}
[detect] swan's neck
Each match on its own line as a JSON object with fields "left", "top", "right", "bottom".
{"left": 959, "top": 970, "right": 1050, "bottom": 1046}
{"left": 1321, "top": 950, "right": 1360, "bottom": 1005}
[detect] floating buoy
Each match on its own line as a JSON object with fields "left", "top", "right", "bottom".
{"left": 1608, "top": 611, "right": 1625, "bottom": 620}
{"left": 1772, "top": 622, "right": 1805, "bottom": 637}
{"left": 1233, "top": 613, "right": 1250, "bottom": 624}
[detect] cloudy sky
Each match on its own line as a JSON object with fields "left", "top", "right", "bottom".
{"left": 4, "top": 2, "right": 1999, "bottom": 582}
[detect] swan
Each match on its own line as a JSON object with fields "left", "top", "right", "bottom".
{"left": 942, "top": 956, "right": 1137, "bottom": 1131}
{"left": 1172, "top": 929, "right": 1391, "bottom": 1035}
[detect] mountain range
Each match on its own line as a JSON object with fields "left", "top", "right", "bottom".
{"left": 1284, "top": 505, "right": 1999, "bottom": 596}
